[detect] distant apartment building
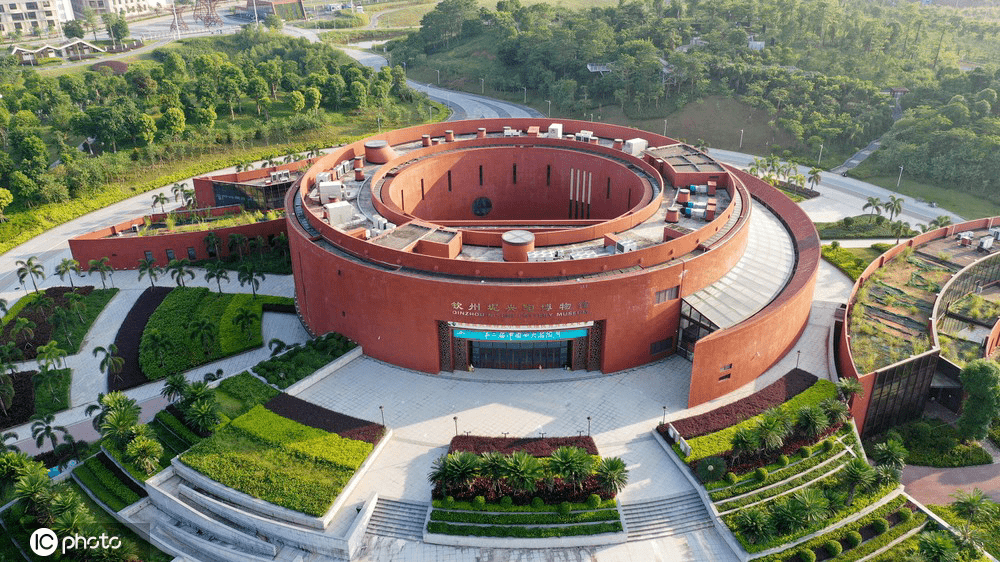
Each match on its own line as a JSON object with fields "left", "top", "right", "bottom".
{"left": 0, "top": 0, "right": 74, "bottom": 35}
{"left": 70, "top": 0, "right": 152, "bottom": 19}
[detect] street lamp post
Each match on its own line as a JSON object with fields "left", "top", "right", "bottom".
{"left": 662, "top": 406, "right": 667, "bottom": 425}
{"left": 897, "top": 165, "right": 904, "bottom": 189}
{"left": 739, "top": 129, "right": 744, "bottom": 149}
{"left": 434, "top": 69, "right": 440, "bottom": 84}
{"left": 480, "top": 77, "right": 484, "bottom": 94}
{"left": 453, "top": 416, "right": 458, "bottom": 436}
{"left": 664, "top": 119, "right": 668, "bottom": 137}
{"left": 545, "top": 100, "right": 551, "bottom": 117}
{"left": 817, "top": 143, "right": 824, "bottom": 166}
{"left": 379, "top": 405, "right": 385, "bottom": 426}
{"left": 589, "top": 113, "right": 594, "bottom": 122}
{"left": 796, "top": 350, "right": 801, "bottom": 368}
{"left": 522, "top": 86, "right": 526, "bottom": 103}
{"left": 587, "top": 416, "right": 591, "bottom": 436}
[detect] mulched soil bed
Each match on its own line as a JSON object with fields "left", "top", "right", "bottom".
{"left": 96, "top": 451, "right": 148, "bottom": 498}
{"left": 669, "top": 369, "right": 818, "bottom": 439}
{"left": 449, "top": 435, "right": 599, "bottom": 457}
{"left": 261, "top": 302, "right": 296, "bottom": 314}
{"left": 109, "top": 287, "right": 172, "bottom": 392}
{"left": 713, "top": 422, "right": 843, "bottom": 474}
{"left": 1, "top": 286, "right": 95, "bottom": 360}
{"left": 264, "top": 392, "right": 386, "bottom": 445}
{"left": 0, "top": 371, "right": 36, "bottom": 430}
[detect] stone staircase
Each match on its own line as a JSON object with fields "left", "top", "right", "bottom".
{"left": 620, "top": 491, "right": 714, "bottom": 542}
{"left": 364, "top": 497, "right": 429, "bottom": 541}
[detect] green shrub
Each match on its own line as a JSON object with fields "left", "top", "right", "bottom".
{"left": 725, "top": 471, "right": 738, "bottom": 484}
{"left": 844, "top": 530, "right": 863, "bottom": 548}
{"left": 499, "top": 496, "right": 514, "bottom": 508}
{"left": 824, "top": 539, "right": 843, "bottom": 556}
{"left": 230, "top": 406, "right": 372, "bottom": 470}
{"left": 777, "top": 455, "right": 789, "bottom": 468}
{"left": 72, "top": 464, "right": 127, "bottom": 512}
{"left": 252, "top": 332, "right": 356, "bottom": 389}
{"left": 472, "top": 496, "right": 486, "bottom": 510}
{"left": 558, "top": 501, "right": 572, "bottom": 515}
{"left": 586, "top": 494, "right": 601, "bottom": 509}
{"left": 755, "top": 467, "right": 769, "bottom": 482}
{"left": 897, "top": 508, "right": 913, "bottom": 523}
{"left": 799, "top": 445, "right": 812, "bottom": 458}
{"left": 426, "top": 521, "right": 623, "bottom": 538}
{"left": 697, "top": 456, "right": 727, "bottom": 482}
{"left": 215, "top": 371, "right": 279, "bottom": 417}
{"left": 872, "top": 517, "right": 889, "bottom": 534}
{"left": 531, "top": 497, "right": 544, "bottom": 509}
{"left": 797, "top": 548, "right": 816, "bottom": 562}
{"left": 154, "top": 410, "right": 202, "bottom": 446}
{"left": 843, "top": 216, "right": 855, "bottom": 228}
{"left": 429, "top": 509, "right": 620, "bottom": 525}
{"left": 823, "top": 439, "right": 835, "bottom": 452}
{"left": 443, "top": 496, "right": 455, "bottom": 508}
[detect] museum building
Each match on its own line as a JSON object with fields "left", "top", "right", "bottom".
{"left": 282, "top": 119, "right": 820, "bottom": 407}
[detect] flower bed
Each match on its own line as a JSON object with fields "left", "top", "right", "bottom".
{"left": 449, "top": 435, "right": 598, "bottom": 456}
{"left": 426, "top": 521, "right": 622, "bottom": 538}
{"left": 669, "top": 379, "right": 838, "bottom": 463}
{"left": 0, "top": 368, "right": 71, "bottom": 431}
{"left": 430, "top": 509, "right": 620, "bottom": 525}
{"left": 252, "top": 332, "right": 357, "bottom": 389}
{"left": 139, "top": 287, "right": 293, "bottom": 380}
{"left": 263, "top": 392, "right": 384, "bottom": 445}
{"left": 753, "top": 496, "right": 924, "bottom": 562}
{"left": 667, "top": 369, "right": 818, "bottom": 439}
{"left": 0, "top": 286, "right": 117, "bottom": 359}
{"left": 179, "top": 406, "right": 379, "bottom": 517}
{"left": 110, "top": 286, "right": 172, "bottom": 391}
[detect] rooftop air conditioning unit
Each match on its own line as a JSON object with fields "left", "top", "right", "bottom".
{"left": 616, "top": 239, "right": 638, "bottom": 253}
{"left": 990, "top": 227, "right": 1000, "bottom": 240}
{"left": 624, "top": 138, "right": 648, "bottom": 155}
{"left": 575, "top": 130, "right": 593, "bottom": 142}
{"left": 316, "top": 172, "right": 332, "bottom": 184}
{"left": 548, "top": 123, "right": 563, "bottom": 137}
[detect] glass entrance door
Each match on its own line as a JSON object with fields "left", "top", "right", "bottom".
{"left": 470, "top": 340, "right": 570, "bottom": 369}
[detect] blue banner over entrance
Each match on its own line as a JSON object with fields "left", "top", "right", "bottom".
{"left": 453, "top": 329, "right": 587, "bottom": 342}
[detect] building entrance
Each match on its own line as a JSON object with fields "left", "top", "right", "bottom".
{"left": 470, "top": 340, "right": 570, "bottom": 370}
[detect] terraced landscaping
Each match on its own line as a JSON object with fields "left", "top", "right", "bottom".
{"left": 0, "top": 286, "right": 118, "bottom": 359}
{"left": 0, "top": 368, "right": 72, "bottom": 430}
{"left": 73, "top": 453, "right": 146, "bottom": 511}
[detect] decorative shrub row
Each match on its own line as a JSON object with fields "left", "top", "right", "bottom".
{"left": 668, "top": 370, "right": 818, "bottom": 439}
{"left": 754, "top": 497, "right": 923, "bottom": 562}
{"left": 216, "top": 372, "right": 279, "bottom": 417}
{"left": 252, "top": 332, "right": 357, "bottom": 389}
{"left": 719, "top": 422, "right": 845, "bottom": 476}
{"left": 716, "top": 450, "right": 848, "bottom": 510}
{"left": 449, "top": 435, "right": 599, "bottom": 456}
{"left": 430, "top": 508, "right": 620, "bottom": 525}
{"left": 154, "top": 410, "right": 202, "bottom": 446}
{"left": 78, "top": 456, "right": 142, "bottom": 507}
{"left": 426, "top": 521, "right": 622, "bottom": 538}
{"left": 74, "top": 464, "right": 129, "bottom": 512}
{"left": 432, "top": 475, "right": 613, "bottom": 506}
{"left": 229, "top": 405, "right": 373, "bottom": 470}
{"left": 103, "top": 440, "right": 163, "bottom": 483}
{"left": 679, "top": 380, "right": 838, "bottom": 462}
{"left": 710, "top": 440, "right": 846, "bottom": 501}
{"left": 431, "top": 498, "right": 617, "bottom": 512}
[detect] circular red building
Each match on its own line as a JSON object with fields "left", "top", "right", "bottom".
{"left": 286, "top": 119, "right": 819, "bottom": 407}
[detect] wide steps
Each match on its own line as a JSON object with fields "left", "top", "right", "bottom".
{"left": 365, "top": 498, "right": 428, "bottom": 540}
{"left": 620, "top": 492, "right": 714, "bottom": 541}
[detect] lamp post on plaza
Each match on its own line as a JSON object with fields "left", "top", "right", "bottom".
{"left": 480, "top": 77, "right": 484, "bottom": 94}
{"left": 453, "top": 416, "right": 458, "bottom": 436}
{"left": 379, "top": 405, "right": 385, "bottom": 426}
{"left": 587, "top": 416, "right": 591, "bottom": 436}
{"left": 522, "top": 86, "right": 526, "bottom": 103}
{"left": 662, "top": 406, "right": 667, "bottom": 425}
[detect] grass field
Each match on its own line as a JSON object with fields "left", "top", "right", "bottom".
{"left": 849, "top": 161, "right": 1000, "bottom": 220}
{"left": 375, "top": 3, "right": 436, "bottom": 27}
{"left": 814, "top": 214, "right": 918, "bottom": 239}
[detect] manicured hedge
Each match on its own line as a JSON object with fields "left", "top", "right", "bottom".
{"left": 103, "top": 439, "right": 164, "bottom": 483}
{"left": 431, "top": 498, "right": 618, "bottom": 512}
{"left": 710, "top": 441, "right": 846, "bottom": 501}
{"left": 449, "top": 435, "right": 599, "bottom": 456}
{"left": 252, "top": 332, "right": 356, "bottom": 389}
{"left": 669, "top": 370, "right": 817, "bottom": 439}
{"left": 430, "top": 509, "right": 620, "bottom": 525}
{"left": 140, "top": 287, "right": 292, "bottom": 380}
{"left": 32, "top": 367, "right": 72, "bottom": 419}
{"left": 74, "top": 464, "right": 128, "bottom": 512}
{"left": 230, "top": 405, "right": 373, "bottom": 470}
{"left": 0, "top": 292, "right": 37, "bottom": 328}
{"left": 215, "top": 371, "right": 280, "bottom": 419}
{"left": 0, "top": 287, "right": 117, "bottom": 359}
{"left": 77, "top": 456, "right": 142, "bottom": 508}
{"left": 154, "top": 410, "right": 203, "bottom": 446}
{"left": 263, "top": 392, "right": 384, "bottom": 445}
{"left": 682, "top": 380, "right": 838, "bottom": 462}
{"left": 717, "top": 455, "right": 848, "bottom": 511}
{"left": 426, "top": 521, "right": 622, "bottom": 538}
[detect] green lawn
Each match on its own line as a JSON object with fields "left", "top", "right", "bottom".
{"left": 928, "top": 504, "right": 1000, "bottom": 559}
{"left": 139, "top": 288, "right": 294, "bottom": 380}
{"left": 68, "top": 481, "right": 173, "bottom": 562}
{"left": 849, "top": 162, "right": 1000, "bottom": 220}
{"left": 821, "top": 243, "right": 891, "bottom": 280}
{"left": 33, "top": 368, "right": 72, "bottom": 419}
{"left": 214, "top": 372, "right": 280, "bottom": 419}
{"left": 814, "top": 214, "right": 918, "bottom": 239}
{"left": 62, "top": 288, "right": 118, "bottom": 353}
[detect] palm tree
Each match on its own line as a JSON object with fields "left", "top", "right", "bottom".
{"left": 14, "top": 470, "right": 53, "bottom": 519}
{"left": 144, "top": 329, "right": 174, "bottom": 371}
{"left": 204, "top": 261, "right": 230, "bottom": 294}
{"left": 100, "top": 407, "right": 137, "bottom": 448}
{"left": 52, "top": 507, "right": 93, "bottom": 538}
{"left": 863, "top": 196, "right": 883, "bottom": 221}
{"left": 232, "top": 307, "right": 258, "bottom": 337}
{"left": 87, "top": 391, "right": 139, "bottom": 433}
{"left": 428, "top": 452, "right": 480, "bottom": 495}
{"left": 884, "top": 195, "right": 905, "bottom": 222}
{"left": 152, "top": 192, "right": 169, "bottom": 214}
{"left": 272, "top": 232, "right": 289, "bottom": 258}
{"left": 951, "top": 488, "right": 995, "bottom": 536}
{"left": 893, "top": 220, "right": 911, "bottom": 244}
{"left": 820, "top": 398, "right": 849, "bottom": 425}
{"left": 1, "top": 430, "right": 19, "bottom": 452}
{"left": 126, "top": 435, "right": 164, "bottom": 475}
{"left": 268, "top": 338, "right": 288, "bottom": 357}
{"left": 182, "top": 380, "right": 213, "bottom": 408}
{"left": 228, "top": 233, "right": 248, "bottom": 259}
{"left": 171, "top": 182, "right": 187, "bottom": 203}
{"left": 0, "top": 297, "right": 7, "bottom": 316}
{"left": 789, "top": 488, "right": 829, "bottom": 525}
{"left": 548, "top": 446, "right": 594, "bottom": 491}
{"left": 238, "top": 262, "right": 265, "bottom": 298}
{"left": 166, "top": 258, "right": 195, "bottom": 287}
{"left": 477, "top": 451, "right": 507, "bottom": 494}
{"left": 595, "top": 456, "right": 628, "bottom": 495}
{"left": 807, "top": 168, "right": 821, "bottom": 190}
{"left": 49, "top": 308, "right": 75, "bottom": 346}
{"left": 188, "top": 318, "right": 216, "bottom": 356}
{"left": 54, "top": 258, "right": 81, "bottom": 289}
{"left": 842, "top": 457, "right": 876, "bottom": 506}
{"left": 917, "top": 530, "right": 960, "bottom": 562}
{"left": 204, "top": 232, "right": 222, "bottom": 258}
{"left": 16, "top": 256, "right": 45, "bottom": 294}
{"left": 735, "top": 507, "right": 772, "bottom": 545}
{"left": 836, "top": 377, "right": 864, "bottom": 405}
{"left": 0, "top": 373, "right": 15, "bottom": 417}
{"left": 37, "top": 340, "right": 67, "bottom": 370}
{"left": 87, "top": 257, "right": 114, "bottom": 289}
{"left": 160, "top": 373, "right": 190, "bottom": 403}
{"left": 796, "top": 405, "right": 830, "bottom": 438}
{"left": 31, "top": 413, "right": 68, "bottom": 452}
{"left": 185, "top": 398, "right": 220, "bottom": 435}
{"left": 11, "top": 317, "right": 36, "bottom": 347}
{"left": 730, "top": 426, "right": 759, "bottom": 464}
{"left": 65, "top": 291, "right": 86, "bottom": 323}
{"left": 756, "top": 408, "right": 792, "bottom": 451}
{"left": 500, "top": 450, "right": 543, "bottom": 493}
{"left": 137, "top": 257, "right": 161, "bottom": 288}
{"left": 93, "top": 344, "right": 125, "bottom": 383}
{"left": 872, "top": 439, "right": 908, "bottom": 471}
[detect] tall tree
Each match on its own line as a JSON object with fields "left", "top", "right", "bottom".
{"left": 137, "top": 257, "right": 161, "bottom": 288}
{"left": 93, "top": 344, "right": 125, "bottom": 384}
{"left": 166, "top": 258, "right": 194, "bottom": 287}
{"left": 87, "top": 257, "right": 114, "bottom": 289}
{"left": 15, "top": 256, "right": 45, "bottom": 294}
{"left": 238, "top": 262, "right": 265, "bottom": 299}
{"left": 54, "top": 258, "right": 81, "bottom": 289}
{"left": 203, "top": 262, "right": 230, "bottom": 294}
{"left": 30, "top": 413, "right": 68, "bottom": 453}
{"left": 957, "top": 360, "right": 1000, "bottom": 442}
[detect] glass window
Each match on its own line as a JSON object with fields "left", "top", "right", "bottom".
{"left": 144, "top": 250, "right": 154, "bottom": 262}
{"left": 165, "top": 249, "right": 175, "bottom": 261}
{"left": 187, "top": 247, "right": 197, "bottom": 260}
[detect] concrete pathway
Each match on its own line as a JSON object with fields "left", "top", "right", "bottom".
{"left": 903, "top": 465, "right": 1000, "bottom": 505}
